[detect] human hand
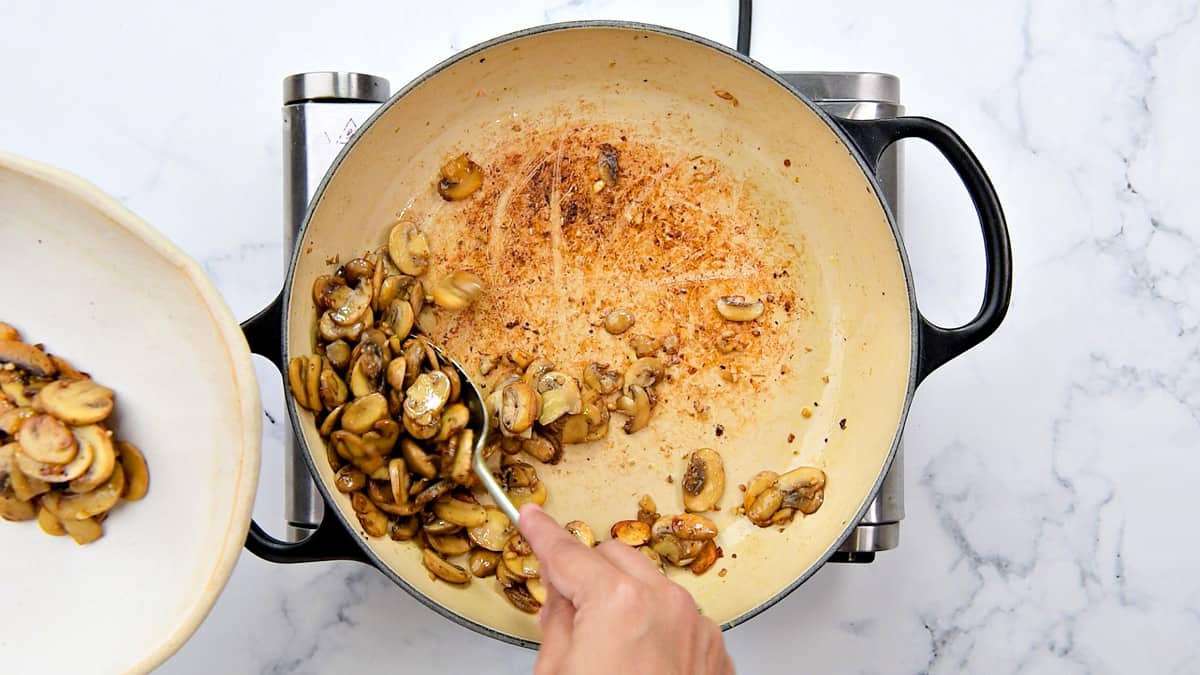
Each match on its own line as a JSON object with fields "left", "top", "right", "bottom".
{"left": 517, "top": 503, "right": 735, "bottom": 675}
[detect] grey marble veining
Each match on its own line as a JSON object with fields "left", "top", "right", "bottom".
{"left": 2, "top": 0, "right": 1196, "bottom": 672}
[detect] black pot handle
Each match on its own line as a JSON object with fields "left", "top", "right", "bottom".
{"left": 240, "top": 292, "right": 370, "bottom": 564}
{"left": 835, "top": 116, "right": 1013, "bottom": 382}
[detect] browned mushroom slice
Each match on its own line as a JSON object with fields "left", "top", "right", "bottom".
{"left": 399, "top": 438, "right": 438, "bottom": 479}
{"left": 742, "top": 471, "right": 780, "bottom": 511}
{"left": 429, "top": 271, "right": 484, "bottom": 310}
{"left": 350, "top": 492, "right": 389, "bottom": 537}
{"left": 621, "top": 385, "right": 651, "bottom": 434}
{"left": 60, "top": 514, "right": 103, "bottom": 545}
{"left": 334, "top": 465, "right": 368, "bottom": 494}
{"left": 16, "top": 414, "right": 77, "bottom": 464}
{"left": 535, "top": 371, "right": 582, "bottom": 425}
{"left": 436, "top": 154, "right": 485, "bottom": 201}
{"left": 413, "top": 478, "right": 453, "bottom": 508}
{"left": 67, "top": 423, "right": 118, "bottom": 494}
{"left": 603, "top": 308, "right": 635, "bottom": 335}
{"left": 778, "top": 466, "right": 826, "bottom": 515}
{"left": 715, "top": 296, "right": 764, "bottom": 322}
{"left": 327, "top": 281, "right": 373, "bottom": 326}
{"left": 426, "top": 530, "right": 472, "bottom": 557}
{"left": 435, "top": 403, "right": 469, "bottom": 443}
{"left": 422, "top": 548, "right": 471, "bottom": 584}
{"left": 682, "top": 448, "right": 725, "bottom": 513}
{"left": 433, "top": 493, "right": 487, "bottom": 528}
{"left": 506, "top": 480, "right": 548, "bottom": 509}
{"left": 0, "top": 406, "right": 35, "bottom": 436}
{"left": 467, "top": 505, "right": 514, "bottom": 552}
{"left": 16, "top": 424, "right": 101, "bottom": 483}
{"left": 689, "top": 540, "right": 721, "bottom": 575}
{"left": 565, "top": 520, "right": 596, "bottom": 548}
{"left": 502, "top": 584, "right": 541, "bottom": 614}
{"left": 495, "top": 558, "right": 523, "bottom": 589}
{"left": 340, "top": 392, "right": 389, "bottom": 434}
{"left": 57, "top": 463, "right": 125, "bottom": 520}
{"left": 448, "top": 429, "right": 475, "bottom": 486}
{"left": 610, "top": 520, "right": 652, "bottom": 547}
{"left": 469, "top": 549, "right": 501, "bottom": 578}
{"left": 0, "top": 492, "right": 36, "bottom": 521}
{"left": 0, "top": 341, "right": 56, "bottom": 377}
{"left": 420, "top": 509, "right": 462, "bottom": 535}
{"left": 520, "top": 432, "right": 562, "bottom": 465}
{"left": 35, "top": 378, "right": 114, "bottom": 425}
{"left": 500, "top": 381, "right": 538, "bottom": 435}
{"left": 388, "top": 221, "right": 431, "bottom": 275}
{"left": 526, "top": 576, "right": 548, "bottom": 605}
{"left": 389, "top": 516, "right": 420, "bottom": 541}
{"left": 7, "top": 458, "right": 51, "bottom": 503}
{"left": 502, "top": 533, "right": 540, "bottom": 579}
{"left": 650, "top": 533, "right": 705, "bottom": 567}
{"left": 636, "top": 494, "right": 659, "bottom": 527}
{"left": 583, "top": 362, "right": 623, "bottom": 395}
{"left": 746, "top": 486, "right": 783, "bottom": 527}
{"left": 37, "top": 505, "right": 65, "bottom": 536}
{"left": 0, "top": 322, "right": 19, "bottom": 341}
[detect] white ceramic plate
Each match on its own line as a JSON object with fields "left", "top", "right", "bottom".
{"left": 0, "top": 153, "right": 261, "bottom": 674}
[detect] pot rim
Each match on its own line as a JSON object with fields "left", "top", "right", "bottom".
{"left": 280, "top": 19, "right": 919, "bottom": 647}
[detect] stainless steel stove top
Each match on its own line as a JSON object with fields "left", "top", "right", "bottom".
{"left": 279, "top": 68, "right": 905, "bottom": 564}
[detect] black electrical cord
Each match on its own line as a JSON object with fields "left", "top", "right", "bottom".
{"left": 736, "top": 0, "right": 752, "bottom": 56}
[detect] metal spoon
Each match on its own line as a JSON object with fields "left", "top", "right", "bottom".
{"left": 426, "top": 341, "right": 521, "bottom": 525}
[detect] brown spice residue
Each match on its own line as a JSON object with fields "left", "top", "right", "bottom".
{"left": 787, "top": 433, "right": 795, "bottom": 443}
{"left": 714, "top": 90, "right": 739, "bottom": 106}
{"left": 839, "top": 418, "right": 848, "bottom": 430}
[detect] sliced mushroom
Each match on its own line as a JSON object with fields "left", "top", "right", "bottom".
{"left": 603, "top": 308, "right": 635, "bottom": 335}
{"left": 324, "top": 340, "right": 352, "bottom": 371}
{"left": 610, "top": 520, "right": 652, "bottom": 546}
{"left": 375, "top": 274, "right": 404, "bottom": 312}
{"left": 468, "top": 505, "right": 514, "bottom": 552}
{"left": 60, "top": 514, "right": 103, "bottom": 544}
{"left": 448, "top": 429, "right": 475, "bottom": 486}
{"left": 536, "top": 371, "right": 582, "bottom": 425}
{"left": 318, "top": 311, "right": 366, "bottom": 342}
{"left": 421, "top": 509, "right": 462, "bottom": 535}
{"left": 689, "top": 540, "right": 721, "bottom": 575}
{"left": 506, "top": 480, "right": 548, "bottom": 509}
{"left": 312, "top": 274, "right": 347, "bottom": 309}
{"left": 502, "top": 584, "right": 541, "bottom": 614}
{"left": 668, "top": 513, "right": 718, "bottom": 541}
{"left": 622, "top": 384, "right": 651, "bottom": 434}
{"left": 389, "top": 516, "right": 420, "bottom": 541}
{"left": 7, "top": 459, "right": 50, "bottom": 502}
{"left": 67, "top": 424, "right": 118, "bottom": 494}
{"left": 625, "top": 357, "right": 665, "bottom": 391}
{"left": 430, "top": 271, "right": 484, "bottom": 310}
{"left": 682, "top": 448, "right": 725, "bottom": 513}
{"left": 328, "top": 281, "right": 373, "bottom": 326}
{"left": 0, "top": 322, "right": 19, "bottom": 341}
{"left": 35, "top": 378, "right": 114, "bottom": 425}
{"left": 636, "top": 494, "right": 659, "bottom": 527}
{"left": 318, "top": 366, "right": 349, "bottom": 410}
{"left": 520, "top": 432, "right": 562, "bottom": 465}
{"left": 469, "top": 549, "right": 501, "bottom": 577}
{"left": 526, "top": 576, "right": 548, "bottom": 605}
{"left": 117, "top": 441, "right": 150, "bottom": 501}
{"left": 16, "top": 424, "right": 101, "bottom": 483}
{"left": 341, "top": 392, "right": 389, "bottom": 434}
{"left": 598, "top": 143, "right": 620, "bottom": 187}
{"left": 318, "top": 405, "right": 344, "bottom": 438}
{"left": 414, "top": 478, "right": 453, "bottom": 508}
{"left": 405, "top": 371, "right": 451, "bottom": 421}
{"left": 559, "top": 413, "right": 589, "bottom": 444}
{"left": 436, "top": 153, "right": 485, "bottom": 201}
{"left": 715, "top": 296, "right": 764, "bottom": 322}
{"left": 37, "top": 505, "right": 65, "bottom": 536}
{"left": 422, "top": 548, "right": 471, "bottom": 584}
{"left": 583, "top": 402, "right": 611, "bottom": 442}
{"left": 583, "top": 362, "right": 623, "bottom": 395}
{"left": 435, "top": 403, "right": 470, "bottom": 442}
{"left": 332, "top": 430, "right": 385, "bottom": 474}
{"left": 425, "top": 530, "right": 472, "bottom": 557}
{"left": 17, "top": 414, "right": 77, "bottom": 464}
{"left": 565, "top": 520, "right": 596, "bottom": 547}
{"left": 650, "top": 533, "right": 705, "bottom": 567}
{"left": 746, "top": 486, "right": 784, "bottom": 527}
{"left": 433, "top": 493, "right": 488, "bottom": 528}
{"left": 502, "top": 533, "right": 540, "bottom": 579}
{"left": 335, "top": 465, "right": 368, "bottom": 493}
{"left": 771, "top": 507, "right": 796, "bottom": 526}
{"left": 399, "top": 439, "right": 437, "bottom": 480}
{"left": 743, "top": 471, "right": 780, "bottom": 511}
{"left": 0, "top": 491, "right": 36, "bottom": 521}
{"left": 500, "top": 381, "right": 538, "bottom": 435}
{"left": 0, "top": 406, "right": 34, "bottom": 436}
{"left": 288, "top": 355, "right": 321, "bottom": 411}
{"left": 388, "top": 221, "right": 431, "bottom": 275}
{"left": 56, "top": 463, "right": 125, "bottom": 520}
{"left": 342, "top": 257, "right": 374, "bottom": 285}
{"left": 506, "top": 348, "right": 535, "bottom": 371}
{"left": 350, "top": 492, "right": 389, "bottom": 537}
{"left": 0, "top": 341, "right": 56, "bottom": 377}
{"left": 778, "top": 466, "right": 827, "bottom": 515}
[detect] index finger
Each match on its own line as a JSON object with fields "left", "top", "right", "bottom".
{"left": 518, "top": 504, "right": 619, "bottom": 605}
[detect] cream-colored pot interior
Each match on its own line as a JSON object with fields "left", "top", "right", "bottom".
{"left": 287, "top": 24, "right": 913, "bottom": 643}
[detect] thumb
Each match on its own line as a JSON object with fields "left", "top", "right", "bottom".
{"left": 517, "top": 504, "right": 619, "bottom": 605}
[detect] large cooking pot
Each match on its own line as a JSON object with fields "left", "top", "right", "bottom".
{"left": 243, "top": 21, "right": 1011, "bottom": 646}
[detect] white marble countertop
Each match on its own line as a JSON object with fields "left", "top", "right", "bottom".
{"left": 4, "top": 0, "right": 1198, "bottom": 672}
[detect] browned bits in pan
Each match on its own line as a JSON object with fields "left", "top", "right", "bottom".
{"left": 0, "top": 323, "right": 149, "bottom": 543}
